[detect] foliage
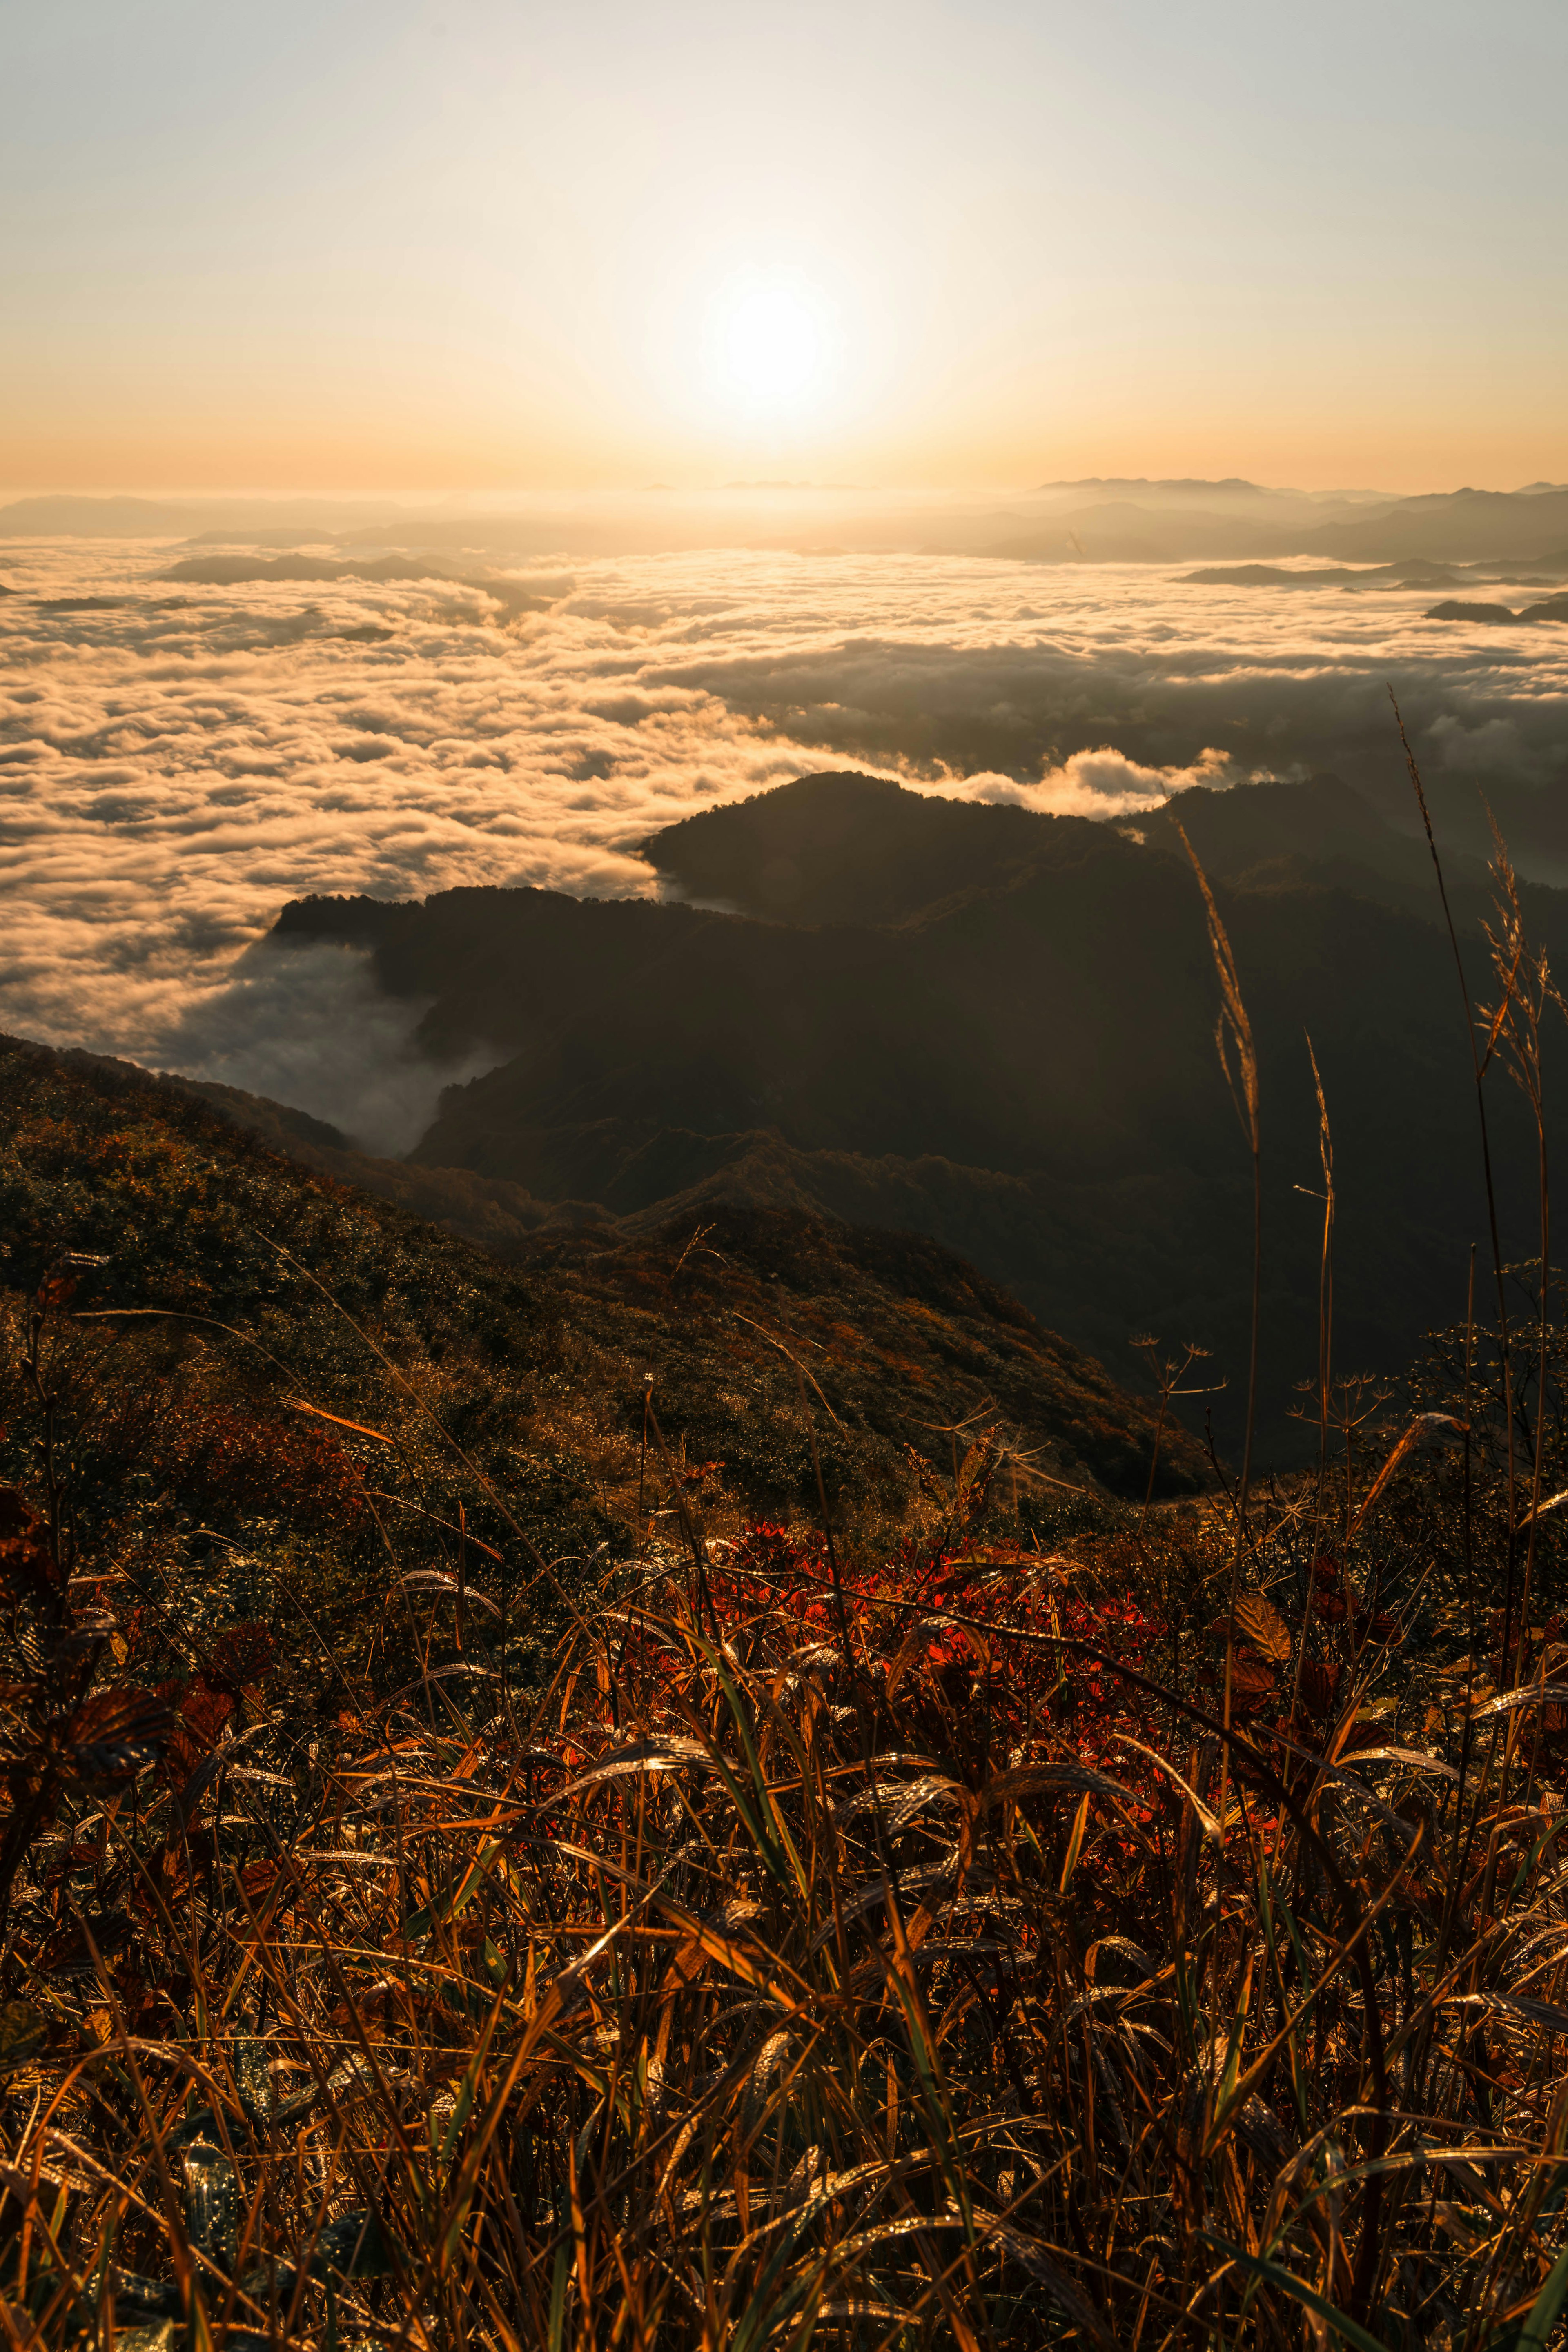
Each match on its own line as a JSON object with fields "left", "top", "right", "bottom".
{"left": 6, "top": 786, "right": 1568, "bottom": 2350}
{"left": 4, "top": 1197, "right": 1568, "bottom": 2352}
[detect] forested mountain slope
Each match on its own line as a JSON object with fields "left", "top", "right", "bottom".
{"left": 272, "top": 773, "right": 1563, "bottom": 1457}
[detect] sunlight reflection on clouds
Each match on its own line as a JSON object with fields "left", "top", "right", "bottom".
{"left": 2, "top": 536, "right": 1566, "bottom": 1143}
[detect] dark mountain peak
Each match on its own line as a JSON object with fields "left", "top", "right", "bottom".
{"left": 638, "top": 765, "right": 1452, "bottom": 937}
{"left": 639, "top": 768, "right": 1103, "bottom": 925}
{"left": 245, "top": 765, "right": 1568, "bottom": 1466}
{"left": 1424, "top": 599, "right": 1519, "bottom": 624}
{"left": 274, "top": 892, "right": 422, "bottom": 949}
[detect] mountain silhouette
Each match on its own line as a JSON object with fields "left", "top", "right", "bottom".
{"left": 266, "top": 772, "right": 1567, "bottom": 1461}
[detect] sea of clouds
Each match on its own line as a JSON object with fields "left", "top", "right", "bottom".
{"left": 3, "top": 536, "right": 1566, "bottom": 1147}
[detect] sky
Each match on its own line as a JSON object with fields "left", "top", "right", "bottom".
{"left": 4, "top": 0, "right": 1566, "bottom": 494}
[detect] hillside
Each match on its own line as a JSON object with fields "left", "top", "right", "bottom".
{"left": 640, "top": 765, "right": 1519, "bottom": 929}
{"left": 7, "top": 1037, "right": 1565, "bottom": 2352}
{"left": 270, "top": 771, "right": 1566, "bottom": 1460}
{"left": 0, "top": 1035, "right": 1203, "bottom": 1636}
{"left": 10, "top": 805, "right": 1568, "bottom": 2352}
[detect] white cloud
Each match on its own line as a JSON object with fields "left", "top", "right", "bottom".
{"left": 2, "top": 535, "right": 1566, "bottom": 1140}
{"left": 154, "top": 940, "right": 497, "bottom": 1154}
{"left": 962, "top": 744, "right": 1239, "bottom": 817}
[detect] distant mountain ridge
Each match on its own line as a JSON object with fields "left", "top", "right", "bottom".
{"left": 985, "top": 485, "right": 1568, "bottom": 567}
{"left": 1302, "top": 486, "right": 1568, "bottom": 564}
{"left": 7, "top": 480, "right": 1568, "bottom": 566}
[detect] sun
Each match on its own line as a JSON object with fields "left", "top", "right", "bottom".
{"left": 706, "top": 274, "right": 834, "bottom": 421}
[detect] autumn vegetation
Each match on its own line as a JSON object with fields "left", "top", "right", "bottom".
{"left": 4, "top": 770, "right": 1568, "bottom": 2349}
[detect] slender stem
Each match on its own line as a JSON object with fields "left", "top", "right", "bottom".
{"left": 1241, "top": 1136, "right": 1262, "bottom": 1527}
{"left": 795, "top": 1363, "right": 853, "bottom": 1682}
{"left": 1138, "top": 1388, "right": 1170, "bottom": 1536}
{"left": 1517, "top": 1088, "right": 1550, "bottom": 1681}
{"left": 1392, "top": 694, "right": 1517, "bottom": 1675}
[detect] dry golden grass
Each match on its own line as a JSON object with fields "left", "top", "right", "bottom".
{"left": 6, "top": 742, "right": 1568, "bottom": 2347}
{"left": 6, "top": 1402, "right": 1568, "bottom": 2352}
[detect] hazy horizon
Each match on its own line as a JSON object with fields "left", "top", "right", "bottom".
{"left": 2, "top": 474, "right": 1565, "bottom": 504}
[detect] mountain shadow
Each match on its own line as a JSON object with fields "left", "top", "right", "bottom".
{"left": 265, "top": 771, "right": 1568, "bottom": 1464}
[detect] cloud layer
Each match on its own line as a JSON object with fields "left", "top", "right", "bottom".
{"left": 3, "top": 537, "right": 1566, "bottom": 1144}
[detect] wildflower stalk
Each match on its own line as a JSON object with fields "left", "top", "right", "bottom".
{"left": 1393, "top": 694, "right": 1519, "bottom": 1679}
{"left": 1175, "top": 819, "right": 1261, "bottom": 1844}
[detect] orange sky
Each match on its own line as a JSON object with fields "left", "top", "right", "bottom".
{"left": 4, "top": 0, "right": 1565, "bottom": 497}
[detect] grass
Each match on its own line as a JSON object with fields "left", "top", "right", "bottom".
{"left": 9, "top": 1360, "right": 1568, "bottom": 2352}
{"left": 6, "top": 777, "right": 1568, "bottom": 2347}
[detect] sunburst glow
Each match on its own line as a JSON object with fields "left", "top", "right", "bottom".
{"left": 708, "top": 277, "right": 833, "bottom": 419}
